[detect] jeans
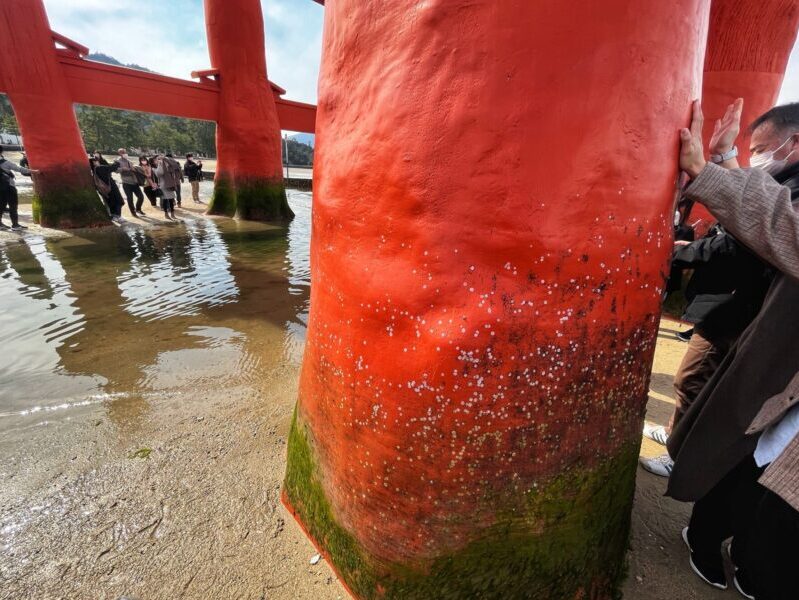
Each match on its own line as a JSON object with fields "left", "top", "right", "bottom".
{"left": 122, "top": 183, "right": 144, "bottom": 214}
{"left": 190, "top": 180, "right": 200, "bottom": 202}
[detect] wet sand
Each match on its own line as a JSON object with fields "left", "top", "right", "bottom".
{"left": 1, "top": 194, "right": 725, "bottom": 599}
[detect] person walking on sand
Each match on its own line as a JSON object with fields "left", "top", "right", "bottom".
{"left": 115, "top": 148, "right": 145, "bottom": 217}
{"left": 154, "top": 155, "right": 178, "bottom": 221}
{"left": 136, "top": 156, "right": 159, "bottom": 208}
{"left": 184, "top": 153, "right": 204, "bottom": 204}
{"left": 0, "top": 145, "right": 38, "bottom": 230}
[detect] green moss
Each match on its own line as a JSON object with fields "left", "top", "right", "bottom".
{"left": 207, "top": 177, "right": 237, "bottom": 217}
{"left": 284, "top": 411, "right": 637, "bottom": 599}
{"left": 33, "top": 187, "right": 110, "bottom": 229}
{"left": 235, "top": 178, "right": 294, "bottom": 222}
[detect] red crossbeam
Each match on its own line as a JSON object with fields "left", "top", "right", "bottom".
{"left": 50, "top": 53, "right": 315, "bottom": 132}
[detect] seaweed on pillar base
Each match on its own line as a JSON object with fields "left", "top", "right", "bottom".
{"left": 31, "top": 165, "right": 110, "bottom": 229}
{"left": 206, "top": 176, "right": 294, "bottom": 221}
{"left": 207, "top": 175, "right": 238, "bottom": 217}
{"left": 284, "top": 410, "right": 637, "bottom": 600}
{"left": 234, "top": 177, "right": 293, "bottom": 221}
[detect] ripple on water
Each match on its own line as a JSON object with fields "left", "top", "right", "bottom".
{"left": 0, "top": 192, "right": 311, "bottom": 423}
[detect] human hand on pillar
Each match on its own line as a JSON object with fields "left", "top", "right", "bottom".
{"left": 680, "top": 100, "right": 707, "bottom": 179}
{"left": 709, "top": 98, "right": 744, "bottom": 155}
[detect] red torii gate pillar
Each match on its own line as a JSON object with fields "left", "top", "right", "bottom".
{"left": 204, "top": 0, "right": 293, "bottom": 221}
{"left": 0, "top": 0, "right": 108, "bottom": 228}
{"left": 283, "top": 0, "right": 710, "bottom": 597}
{"left": 691, "top": 0, "right": 799, "bottom": 232}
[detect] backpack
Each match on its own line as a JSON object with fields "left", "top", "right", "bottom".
{"left": 93, "top": 170, "right": 111, "bottom": 197}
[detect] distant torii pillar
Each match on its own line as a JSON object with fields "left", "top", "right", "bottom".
{"left": 204, "top": 0, "right": 293, "bottom": 222}
{"left": 0, "top": 0, "right": 107, "bottom": 228}
{"left": 691, "top": 0, "right": 799, "bottom": 232}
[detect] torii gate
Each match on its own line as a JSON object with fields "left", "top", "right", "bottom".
{"left": 0, "top": 0, "right": 318, "bottom": 228}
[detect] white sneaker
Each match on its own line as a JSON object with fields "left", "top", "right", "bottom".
{"left": 639, "top": 454, "right": 674, "bottom": 477}
{"left": 643, "top": 423, "right": 670, "bottom": 446}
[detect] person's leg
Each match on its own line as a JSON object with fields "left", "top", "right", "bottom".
{"left": 144, "top": 187, "right": 157, "bottom": 207}
{"left": 122, "top": 183, "right": 137, "bottom": 215}
{"left": 0, "top": 187, "right": 9, "bottom": 228}
{"left": 8, "top": 187, "right": 22, "bottom": 228}
{"left": 191, "top": 180, "right": 200, "bottom": 202}
{"left": 684, "top": 457, "right": 755, "bottom": 588}
{"left": 133, "top": 185, "right": 145, "bottom": 212}
{"left": 669, "top": 330, "right": 730, "bottom": 433}
{"left": 175, "top": 184, "right": 182, "bottom": 207}
{"left": 739, "top": 489, "right": 799, "bottom": 599}
{"left": 111, "top": 187, "right": 124, "bottom": 218}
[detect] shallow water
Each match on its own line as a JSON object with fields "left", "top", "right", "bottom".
{"left": 0, "top": 191, "right": 311, "bottom": 430}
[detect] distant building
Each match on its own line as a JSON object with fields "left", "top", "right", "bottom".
{"left": 0, "top": 132, "right": 22, "bottom": 145}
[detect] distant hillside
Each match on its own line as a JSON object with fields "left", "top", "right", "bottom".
{"left": 87, "top": 52, "right": 154, "bottom": 74}
{"left": 290, "top": 133, "right": 315, "bottom": 148}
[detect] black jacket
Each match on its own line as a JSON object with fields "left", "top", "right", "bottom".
{"left": 184, "top": 160, "right": 203, "bottom": 182}
{"left": 668, "top": 161, "right": 799, "bottom": 339}
{"left": 673, "top": 225, "right": 771, "bottom": 340}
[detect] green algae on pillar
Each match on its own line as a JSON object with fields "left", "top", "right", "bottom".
{"left": 206, "top": 176, "right": 238, "bottom": 217}
{"left": 234, "top": 178, "right": 294, "bottom": 221}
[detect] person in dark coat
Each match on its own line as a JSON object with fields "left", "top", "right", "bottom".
{"left": 90, "top": 157, "right": 124, "bottom": 223}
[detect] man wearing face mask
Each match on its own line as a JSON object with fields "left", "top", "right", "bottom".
{"left": 115, "top": 148, "right": 145, "bottom": 217}
{"left": 668, "top": 100, "right": 799, "bottom": 600}
{"left": 641, "top": 101, "right": 777, "bottom": 478}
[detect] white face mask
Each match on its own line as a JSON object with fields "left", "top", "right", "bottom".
{"left": 750, "top": 136, "right": 796, "bottom": 175}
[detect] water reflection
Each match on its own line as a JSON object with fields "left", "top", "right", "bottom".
{"left": 0, "top": 192, "right": 311, "bottom": 432}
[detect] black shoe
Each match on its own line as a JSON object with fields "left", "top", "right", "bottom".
{"left": 733, "top": 570, "right": 756, "bottom": 599}
{"left": 677, "top": 328, "right": 694, "bottom": 342}
{"left": 0, "top": 222, "right": 8, "bottom": 230}
{"left": 682, "top": 527, "right": 727, "bottom": 590}
{"left": 11, "top": 223, "right": 26, "bottom": 231}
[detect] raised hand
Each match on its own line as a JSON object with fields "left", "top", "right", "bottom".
{"left": 679, "top": 100, "right": 707, "bottom": 179}
{"left": 709, "top": 97, "right": 744, "bottom": 155}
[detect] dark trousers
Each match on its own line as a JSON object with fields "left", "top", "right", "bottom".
{"left": 175, "top": 183, "right": 182, "bottom": 206}
{"left": 689, "top": 456, "right": 798, "bottom": 599}
{"left": 746, "top": 489, "right": 799, "bottom": 599}
{"left": 161, "top": 197, "right": 175, "bottom": 214}
{"left": 143, "top": 186, "right": 158, "bottom": 207}
{"left": 0, "top": 185, "right": 19, "bottom": 225}
{"left": 122, "top": 183, "right": 144, "bottom": 214}
{"left": 104, "top": 185, "right": 123, "bottom": 217}
{"left": 669, "top": 330, "right": 733, "bottom": 433}
{"left": 688, "top": 456, "right": 764, "bottom": 559}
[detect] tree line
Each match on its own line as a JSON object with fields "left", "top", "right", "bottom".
{"left": 0, "top": 94, "right": 314, "bottom": 165}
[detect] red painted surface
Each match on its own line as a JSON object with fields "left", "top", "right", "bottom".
{"left": 205, "top": 0, "right": 285, "bottom": 184}
{"left": 691, "top": 0, "right": 799, "bottom": 234}
{"left": 0, "top": 0, "right": 96, "bottom": 214}
{"left": 292, "top": 0, "right": 710, "bottom": 576}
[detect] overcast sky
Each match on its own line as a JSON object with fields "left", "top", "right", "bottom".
{"left": 42, "top": 0, "right": 799, "bottom": 106}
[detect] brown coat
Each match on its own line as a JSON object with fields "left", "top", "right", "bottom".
{"left": 667, "top": 163, "right": 799, "bottom": 512}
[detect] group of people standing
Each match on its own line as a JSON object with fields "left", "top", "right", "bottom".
{"left": 639, "top": 99, "right": 799, "bottom": 599}
{"left": 89, "top": 149, "right": 204, "bottom": 223}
